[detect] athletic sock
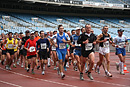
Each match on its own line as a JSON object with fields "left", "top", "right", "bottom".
{"left": 48, "top": 58, "right": 50, "bottom": 65}
{"left": 61, "top": 72, "right": 64, "bottom": 75}
{"left": 105, "top": 70, "right": 108, "bottom": 73}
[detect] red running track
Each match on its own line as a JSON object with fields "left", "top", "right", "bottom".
{"left": 0, "top": 52, "right": 130, "bottom": 87}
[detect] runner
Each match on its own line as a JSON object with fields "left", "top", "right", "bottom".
{"left": 70, "top": 29, "right": 76, "bottom": 70}
{"left": 36, "top": 31, "right": 50, "bottom": 75}
{"left": 50, "top": 31, "right": 58, "bottom": 70}
{"left": 95, "top": 26, "right": 112, "bottom": 77}
{"left": 1, "top": 35, "right": 7, "bottom": 65}
{"left": 13, "top": 34, "right": 20, "bottom": 68}
{"left": 20, "top": 30, "right": 30, "bottom": 69}
{"left": 44, "top": 31, "right": 51, "bottom": 67}
{"left": 112, "top": 29, "right": 128, "bottom": 75}
{"left": 34, "top": 31, "right": 40, "bottom": 70}
{"left": 77, "top": 24, "right": 97, "bottom": 80}
{"left": 52, "top": 25, "right": 70, "bottom": 79}
{"left": 24, "top": 32, "right": 37, "bottom": 74}
{"left": 5, "top": 32, "right": 15, "bottom": 70}
{"left": 70, "top": 27, "right": 82, "bottom": 80}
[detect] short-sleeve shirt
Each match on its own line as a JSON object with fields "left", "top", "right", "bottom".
{"left": 24, "top": 39, "right": 37, "bottom": 56}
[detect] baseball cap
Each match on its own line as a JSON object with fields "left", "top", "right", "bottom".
{"left": 19, "top": 32, "right": 23, "bottom": 34}
{"left": 25, "top": 30, "right": 30, "bottom": 33}
{"left": 117, "top": 29, "right": 124, "bottom": 32}
{"left": 75, "top": 27, "right": 80, "bottom": 30}
{"left": 30, "top": 31, "right": 34, "bottom": 35}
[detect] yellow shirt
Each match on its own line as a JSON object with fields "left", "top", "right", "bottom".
{"left": 6, "top": 38, "right": 14, "bottom": 50}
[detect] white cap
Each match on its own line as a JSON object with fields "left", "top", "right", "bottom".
{"left": 75, "top": 27, "right": 80, "bottom": 30}
{"left": 30, "top": 31, "right": 34, "bottom": 34}
{"left": 46, "top": 30, "right": 49, "bottom": 32}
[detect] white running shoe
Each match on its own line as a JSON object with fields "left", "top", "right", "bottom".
{"left": 17, "top": 61, "right": 20, "bottom": 65}
{"left": 66, "top": 64, "right": 69, "bottom": 68}
{"left": 21, "top": 63, "right": 24, "bottom": 68}
{"left": 42, "top": 71, "right": 45, "bottom": 75}
{"left": 54, "top": 66, "right": 57, "bottom": 70}
{"left": 120, "top": 71, "right": 125, "bottom": 75}
{"left": 8, "top": 67, "right": 12, "bottom": 70}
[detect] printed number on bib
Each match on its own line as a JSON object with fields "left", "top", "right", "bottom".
{"left": 59, "top": 43, "right": 66, "bottom": 49}
{"left": 52, "top": 45, "right": 56, "bottom": 50}
{"left": 41, "top": 43, "right": 46, "bottom": 49}
{"left": 85, "top": 43, "right": 93, "bottom": 51}
{"left": 103, "top": 41, "right": 109, "bottom": 47}
{"left": 75, "top": 40, "right": 81, "bottom": 46}
{"left": 119, "top": 42, "right": 125, "bottom": 48}
{"left": 8, "top": 44, "right": 13, "bottom": 49}
{"left": 29, "top": 47, "right": 35, "bottom": 52}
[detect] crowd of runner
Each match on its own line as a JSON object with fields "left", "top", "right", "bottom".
{"left": 0, "top": 24, "right": 128, "bottom": 80}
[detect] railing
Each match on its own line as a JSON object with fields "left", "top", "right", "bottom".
{"left": 23, "top": 0, "right": 130, "bottom": 9}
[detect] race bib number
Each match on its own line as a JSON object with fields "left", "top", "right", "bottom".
{"left": 103, "top": 41, "right": 109, "bottom": 48}
{"left": 59, "top": 43, "right": 66, "bottom": 49}
{"left": 41, "top": 43, "right": 46, "bottom": 49}
{"left": 29, "top": 47, "right": 35, "bottom": 52}
{"left": 85, "top": 43, "right": 93, "bottom": 51}
{"left": 119, "top": 42, "right": 125, "bottom": 48}
{"left": 8, "top": 44, "right": 13, "bottom": 49}
{"left": 52, "top": 45, "right": 56, "bottom": 50}
{"left": 75, "top": 40, "right": 81, "bottom": 46}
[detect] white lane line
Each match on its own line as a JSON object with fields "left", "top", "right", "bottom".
{"left": 0, "top": 67, "right": 78, "bottom": 87}
{"left": 0, "top": 80, "right": 22, "bottom": 87}
{"left": 46, "top": 71, "right": 130, "bottom": 87}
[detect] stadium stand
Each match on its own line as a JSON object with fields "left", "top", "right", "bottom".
{"left": 0, "top": 12, "right": 130, "bottom": 38}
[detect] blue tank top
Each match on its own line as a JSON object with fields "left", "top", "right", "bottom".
{"left": 56, "top": 32, "right": 67, "bottom": 51}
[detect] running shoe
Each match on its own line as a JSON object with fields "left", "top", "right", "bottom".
{"left": 66, "top": 63, "right": 69, "bottom": 68}
{"left": 75, "top": 66, "right": 78, "bottom": 71}
{"left": 61, "top": 74, "right": 65, "bottom": 79}
{"left": 97, "top": 67, "right": 100, "bottom": 74}
{"left": 54, "top": 66, "right": 57, "bottom": 70}
{"left": 5, "top": 65, "right": 9, "bottom": 70}
{"left": 80, "top": 73, "right": 84, "bottom": 81}
{"left": 85, "top": 69, "right": 88, "bottom": 73}
{"left": 37, "top": 65, "right": 40, "bottom": 70}
{"left": 42, "top": 71, "right": 45, "bottom": 75}
{"left": 13, "top": 64, "right": 17, "bottom": 68}
{"left": 105, "top": 71, "right": 112, "bottom": 77}
{"left": 21, "top": 63, "right": 24, "bottom": 68}
{"left": 120, "top": 71, "right": 125, "bottom": 75}
{"left": 64, "top": 66, "right": 67, "bottom": 71}
{"left": 47, "top": 64, "right": 51, "bottom": 67}
{"left": 17, "top": 60, "right": 20, "bottom": 65}
{"left": 87, "top": 72, "right": 94, "bottom": 80}
{"left": 32, "top": 70, "right": 35, "bottom": 74}
{"left": 27, "top": 68, "right": 30, "bottom": 72}
{"left": 8, "top": 67, "right": 12, "bottom": 70}
{"left": 107, "top": 72, "right": 112, "bottom": 77}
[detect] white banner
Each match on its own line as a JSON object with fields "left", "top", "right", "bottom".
{"left": 83, "top": 1, "right": 124, "bottom": 8}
